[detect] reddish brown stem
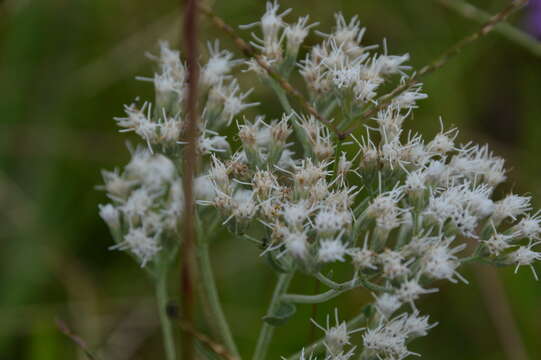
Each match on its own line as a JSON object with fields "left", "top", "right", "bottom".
{"left": 181, "top": 0, "right": 200, "bottom": 359}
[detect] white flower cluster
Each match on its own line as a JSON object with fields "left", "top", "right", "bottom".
{"left": 99, "top": 149, "right": 182, "bottom": 267}
{"left": 98, "top": 2, "right": 541, "bottom": 359}
{"left": 99, "top": 38, "right": 260, "bottom": 268}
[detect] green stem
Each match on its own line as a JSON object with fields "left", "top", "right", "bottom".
{"left": 252, "top": 272, "right": 295, "bottom": 360}
{"left": 156, "top": 271, "right": 177, "bottom": 360}
{"left": 332, "top": 138, "right": 343, "bottom": 178}
{"left": 282, "top": 288, "right": 346, "bottom": 304}
{"left": 282, "top": 274, "right": 389, "bottom": 304}
{"left": 196, "top": 241, "right": 240, "bottom": 357}
{"left": 195, "top": 215, "right": 239, "bottom": 357}
{"left": 438, "top": 0, "right": 541, "bottom": 58}
{"left": 266, "top": 78, "right": 314, "bottom": 158}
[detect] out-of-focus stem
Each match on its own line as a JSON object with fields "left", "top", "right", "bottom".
{"left": 438, "top": 0, "right": 541, "bottom": 58}
{"left": 196, "top": 238, "right": 240, "bottom": 357}
{"left": 252, "top": 272, "right": 294, "bottom": 360}
{"left": 156, "top": 271, "right": 177, "bottom": 360}
{"left": 342, "top": 0, "right": 529, "bottom": 137}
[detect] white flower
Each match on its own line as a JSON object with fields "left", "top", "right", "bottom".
{"left": 362, "top": 319, "right": 410, "bottom": 359}
{"left": 99, "top": 203, "right": 120, "bottom": 229}
{"left": 508, "top": 243, "right": 541, "bottom": 280}
{"left": 259, "top": 1, "right": 290, "bottom": 42}
{"left": 463, "top": 184, "right": 494, "bottom": 219}
{"left": 201, "top": 40, "right": 240, "bottom": 86}
{"left": 111, "top": 227, "right": 161, "bottom": 267}
{"left": 232, "top": 190, "right": 258, "bottom": 222}
{"left": 404, "top": 170, "right": 426, "bottom": 197}
{"left": 100, "top": 168, "right": 134, "bottom": 199}
{"left": 401, "top": 311, "right": 436, "bottom": 338}
{"left": 396, "top": 279, "right": 438, "bottom": 306}
{"left": 121, "top": 188, "right": 157, "bottom": 217}
{"left": 253, "top": 170, "right": 279, "bottom": 198}
{"left": 282, "top": 201, "right": 312, "bottom": 230}
{"left": 297, "top": 115, "right": 334, "bottom": 161}
{"left": 492, "top": 194, "right": 531, "bottom": 225}
{"left": 125, "top": 151, "right": 176, "bottom": 190}
{"left": 427, "top": 125, "right": 457, "bottom": 154}
{"left": 312, "top": 309, "right": 361, "bottom": 356}
{"left": 115, "top": 103, "right": 159, "bottom": 148}
{"left": 513, "top": 213, "right": 541, "bottom": 239}
{"left": 349, "top": 234, "right": 377, "bottom": 271}
{"left": 379, "top": 250, "right": 411, "bottom": 280}
{"left": 422, "top": 238, "right": 467, "bottom": 283}
{"left": 318, "top": 237, "right": 348, "bottom": 263}
{"left": 284, "top": 230, "right": 309, "bottom": 259}
{"left": 209, "top": 80, "right": 259, "bottom": 125}
{"left": 484, "top": 230, "right": 516, "bottom": 256}
{"left": 374, "top": 293, "right": 402, "bottom": 318}
{"left": 314, "top": 207, "right": 351, "bottom": 237}
{"left": 354, "top": 79, "right": 379, "bottom": 103}
{"left": 284, "top": 16, "right": 318, "bottom": 55}
{"left": 392, "top": 85, "right": 427, "bottom": 109}
{"left": 376, "top": 53, "right": 410, "bottom": 76}
{"left": 423, "top": 159, "right": 448, "bottom": 185}
{"left": 198, "top": 133, "right": 230, "bottom": 154}
{"left": 194, "top": 175, "right": 216, "bottom": 201}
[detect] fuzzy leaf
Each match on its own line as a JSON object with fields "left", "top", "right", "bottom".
{"left": 262, "top": 302, "right": 297, "bottom": 326}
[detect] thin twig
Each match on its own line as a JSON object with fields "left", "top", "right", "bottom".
{"left": 308, "top": 279, "right": 320, "bottom": 344}
{"left": 474, "top": 266, "right": 529, "bottom": 360}
{"left": 178, "top": 320, "right": 240, "bottom": 360}
{"left": 197, "top": 3, "right": 344, "bottom": 139}
{"left": 55, "top": 318, "right": 100, "bottom": 360}
{"left": 181, "top": 0, "right": 200, "bottom": 359}
{"left": 341, "top": 0, "right": 529, "bottom": 137}
{"left": 438, "top": 0, "right": 541, "bottom": 58}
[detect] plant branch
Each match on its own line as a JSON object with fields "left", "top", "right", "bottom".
{"left": 196, "top": 231, "right": 240, "bottom": 357}
{"left": 282, "top": 288, "right": 348, "bottom": 304}
{"left": 252, "top": 272, "right": 295, "bottom": 360}
{"left": 198, "top": 3, "right": 344, "bottom": 139}
{"left": 55, "top": 318, "right": 101, "bottom": 360}
{"left": 181, "top": 0, "right": 200, "bottom": 358}
{"left": 157, "top": 270, "right": 177, "bottom": 360}
{"left": 438, "top": 0, "right": 541, "bottom": 58}
{"left": 178, "top": 320, "right": 240, "bottom": 360}
{"left": 315, "top": 272, "right": 390, "bottom": 293}
{"left": 342, "top": 0, "right": 529, "bottom": 137}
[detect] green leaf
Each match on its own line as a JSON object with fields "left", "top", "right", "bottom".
{"left": 262, "top": 302, "right": 297, "bottom": 326}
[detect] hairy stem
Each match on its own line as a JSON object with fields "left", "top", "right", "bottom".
{"left": 156, "top": 270, "right": 177, "bottom": 360}
{"left": 180, "top": 0, "right": 200, "bottom": 358}
{"left": 252, "top": 272, "right": 295, "bottom": 360}
{"left": 196, "top": 240, "right": 240, "bottom": 357}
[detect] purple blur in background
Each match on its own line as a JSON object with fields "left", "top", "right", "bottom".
{"left": 527, "top": 0, "right": 541, "bottom": 39}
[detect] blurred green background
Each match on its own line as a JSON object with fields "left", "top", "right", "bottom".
{"left": 1, "top": 0, "right": 541, "bottom": 359}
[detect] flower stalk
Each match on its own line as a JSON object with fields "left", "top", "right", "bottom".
{"left": 252, "top": 271, "right": 294, "bottom": 360}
